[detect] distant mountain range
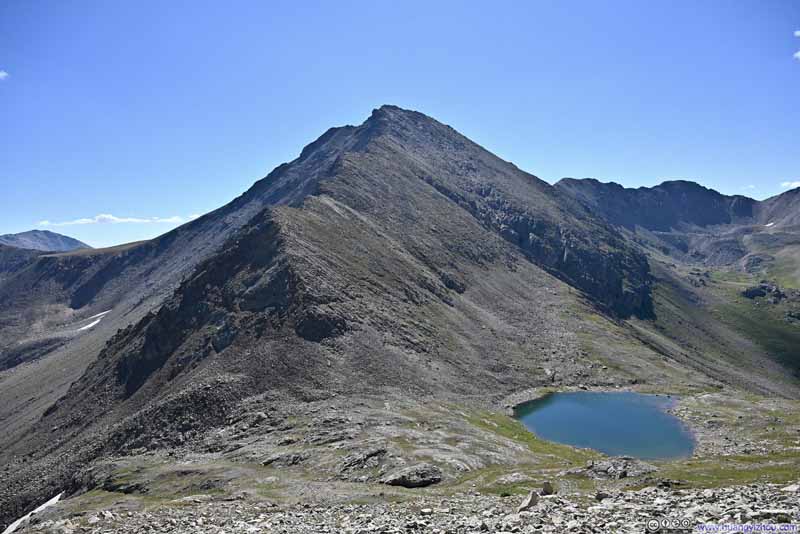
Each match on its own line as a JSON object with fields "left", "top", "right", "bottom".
{"left": 0, "top": 230, "right": 90, "bottom": 252}
{"left": 556, "top": 178, "right": 800, "bottom": 231}
{"left": 556, "top": 178, "right": 800, "bottom": 273}
{"left": 2, "top": 106, "right": 799, "bottom": 525}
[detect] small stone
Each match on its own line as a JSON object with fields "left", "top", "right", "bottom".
{"left": 517, "top": 490, "right": 539, "bottom": 512}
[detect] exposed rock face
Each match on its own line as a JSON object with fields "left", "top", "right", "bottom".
{"left": 337, "top": 447, "right": 388, "bottom": 475}
{"left": 380, "top": 463, "right": 443, "bottom": 488}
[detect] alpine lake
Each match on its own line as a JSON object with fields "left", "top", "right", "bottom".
{"left": 514, "top": 391, "right": 695, "bottom": 460}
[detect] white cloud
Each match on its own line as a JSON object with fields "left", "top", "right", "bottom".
{"left": 0, "top": 70, "right": 8, "bottom": 81}
{"left": 795, "top": 50, "right": 800, "bottom": 61}
{"left": 795, "top": 30, "right": 800, "bottom": 38}
{"left": 742, "top": 184, "right": 756, "bottom": 190}
{"left": 781, "top": 181, "right": 800, "bottom": 189}
{"left": 39, "top": 213, "right": 200, "bottom": 227}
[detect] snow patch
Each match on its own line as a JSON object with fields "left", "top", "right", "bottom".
{"left": 765, "top": 222, "right": 775, "bottom": 227}
{"left": 2, "top": 493, "right": 62, "bottom": 534}
{"left": 74, "top": 310, "right": 111, "bottom": 332}
{"left": 77, "top": 318, "right": 103, "bottom": 331}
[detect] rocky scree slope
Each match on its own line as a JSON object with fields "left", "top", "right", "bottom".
{"left": 27, "top": 483, "right": 800, "bottom": 534}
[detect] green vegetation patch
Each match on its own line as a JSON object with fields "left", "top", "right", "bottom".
{"left": 709, "top": 272, "right": 800, "bottom": 375}
{"left": 464, "top": 410, "right": 599, "bottom": 466}
{"left": 658, "top": 452, "right": 800, "bottom": 488}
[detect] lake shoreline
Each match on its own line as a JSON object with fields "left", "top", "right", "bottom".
{"left": 502, "top": 386, "right": 698, "bottom": 459}
{"left": 501, "top": 384, "right": 679, "bottom": 416}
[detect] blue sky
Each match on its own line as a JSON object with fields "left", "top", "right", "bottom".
{"left": 1, "top": 0, "right": 798, "bottom": 248}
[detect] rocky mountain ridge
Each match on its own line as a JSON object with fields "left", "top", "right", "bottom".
{"left": 556, "top": 178, "right": 800, "bottom": 279}
{"left": 556, "top": 178, "right": 800, "bottom": 232}
{"left": 555, "top": 178, "right": 758, "bottom": 231}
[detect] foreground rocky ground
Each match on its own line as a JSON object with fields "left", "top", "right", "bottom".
{"left": 5, "top": 388, "right": 799, "bottom": 533}
{"left": 21, "top": 481, "right": 800, "bottom": 533}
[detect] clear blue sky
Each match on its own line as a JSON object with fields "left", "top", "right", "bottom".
{"left": 1, "top": 0, "right": 798, "bottom": 247}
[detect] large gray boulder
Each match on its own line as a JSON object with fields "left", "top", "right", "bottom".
{"left": 379, "top": 463, "right": 442, "bottom": 488}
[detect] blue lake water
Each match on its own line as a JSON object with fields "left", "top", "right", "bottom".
{"left": 514, "top": 391, "right": 695, "bottom": 460}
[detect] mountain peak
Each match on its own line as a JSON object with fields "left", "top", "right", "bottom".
{"left": 370, "top": 103, "right": 413, "bottom": 117}
{"left": 363, "top": 104, "right": 451, "bottom": 135}
{"left": 0, "top": 229, "right": 90, "bottom": 252}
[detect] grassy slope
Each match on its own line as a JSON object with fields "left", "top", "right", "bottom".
{"left": 619, "top": 256, "right": 800, "bottom": 397}
{"left": 708, "top": 270, "right": 800, "bottom": 378}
